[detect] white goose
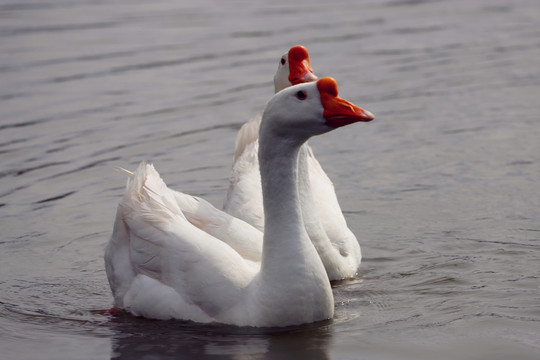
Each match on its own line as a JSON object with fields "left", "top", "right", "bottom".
{"left": 105, "top": 78, "right": 374, "bottom": 326}
{"left": 224, "top": 46, "right": 363, "bottom": 280}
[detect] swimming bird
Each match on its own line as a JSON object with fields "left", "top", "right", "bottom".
{"left": 105, "top": 78, "right": 374, "bottom": 326}
{"left": 224, "top": 46, "right": 363, "bottom": 280}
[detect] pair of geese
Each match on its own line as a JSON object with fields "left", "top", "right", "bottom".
{"left": 105, "top": 46, "right": 375, "bottom": 327}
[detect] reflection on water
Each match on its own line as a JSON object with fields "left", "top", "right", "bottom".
{"left": 1, "top": 0, "right": 540, "bottom": 359}
{"left": 108, "top": 315, "right": 332, "bottom": 360}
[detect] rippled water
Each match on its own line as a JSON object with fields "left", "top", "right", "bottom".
{"left": 1, "top": 0, "right": 539, "bottom": 359}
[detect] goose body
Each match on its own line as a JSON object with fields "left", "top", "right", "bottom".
{"left": 224, "top": 46, "right": 362, "bottom": 280}
{"left": 105, "top": 78, "right": 374, "bottom": 326}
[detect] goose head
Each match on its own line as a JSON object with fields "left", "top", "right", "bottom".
{"left": 274, "top": 45, "right": 318, "bottom": 93}
{"left": 262, "top": 77, "right": 374, "bottom": 142}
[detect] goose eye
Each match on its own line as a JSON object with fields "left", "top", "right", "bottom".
{"left": 295, "top": 90, "right": 307, "bottom": 100}
{"left": 280, "top": 58, "right": 286, "bottom": 65}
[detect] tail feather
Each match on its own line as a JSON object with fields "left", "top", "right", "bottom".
{"left": 123, "top": 162, "right": 187, "bottom": 226}
{"left": 115, "top": 166, "right": 134, "bottom": 177}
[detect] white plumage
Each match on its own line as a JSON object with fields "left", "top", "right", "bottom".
{"left": 105, "top": 78, "right": 374, "bottom": 326}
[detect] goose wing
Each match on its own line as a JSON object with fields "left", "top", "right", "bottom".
{"left": 107, "top": 162, "right": 257, "bottom": 321}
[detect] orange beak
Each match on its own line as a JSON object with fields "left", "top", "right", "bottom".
{"left": 287, "top": 45, "right": 318, "bottom": 85}
{"left": 317, "top": 77, "right": 374, "bottom": 128}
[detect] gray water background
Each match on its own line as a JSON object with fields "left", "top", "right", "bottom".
{"left": 1, "top": 0, "right": 539, "bottom": 359}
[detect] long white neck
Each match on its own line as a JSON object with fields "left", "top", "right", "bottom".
{"left": 248, "top": 104, "right": 334, "bottom": 325}
{"left": 259, "top": 125, "right": 327, "bottom": 281}
{"left": 258, "top": 135, "right": 309, "bottom": 275}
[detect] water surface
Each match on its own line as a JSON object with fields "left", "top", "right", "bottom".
{"left": 1, "top": 0, "right": 539, "bottom": 359}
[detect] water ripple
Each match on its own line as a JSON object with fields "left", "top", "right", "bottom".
{"left": 0, "top": 21, "right": 118, "bottom": 37}
{"left": 1, "top": 0, "right": 540, "bottom": 358}
{"left": 34, "top": 191, "right": 77, "bottom": 204}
